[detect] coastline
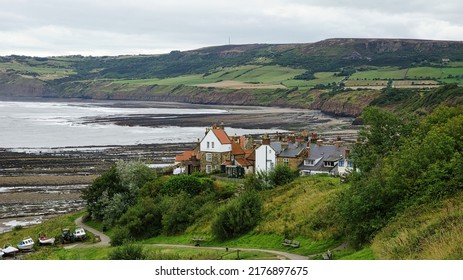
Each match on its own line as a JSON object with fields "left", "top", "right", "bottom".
{"left": 1, "top": 99, "right": 358, "bottom": 232}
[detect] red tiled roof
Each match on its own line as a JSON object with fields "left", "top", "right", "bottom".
{"left": 175, "top": 150, "right": 199, "bottom": 162}
{"left": 245, "top": 150, "right": 255, "bottom": 161}
{"left": 232, "top": 142, "right": 245, "bottom": 156}
{"left": 222, "top": 160, "right": 233, "bottom": 166}
{"left": 212, "top": 129, "right": 231, "bottom": 144}
{"left": 236, "top": 158, "right": 253, "bottom": 167}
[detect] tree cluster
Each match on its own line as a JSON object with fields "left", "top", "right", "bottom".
{"left": 337, "top": 105, "right": 463, "bottom": 247}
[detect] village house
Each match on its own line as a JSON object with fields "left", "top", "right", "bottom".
{"left": 199, "top": 123, "right": 232, "bottom": 173}
{"left": 223, "top": 135, "right": 255, "bottom": 177}
{"left": 175, "top": 124, "right": 355, "bottom": 178}
{"left": 299, "top": 138, "right": 354, "bottom": 176}
{"left": 255, "top": 133, "right": 279, "bottom": 174}
{"left": 174, "top": 144, "right": 201, "bottom": 175}
{"left": 276, "top": 133, "right": 309, "bottom": 169}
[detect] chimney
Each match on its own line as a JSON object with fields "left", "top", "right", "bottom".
{"left": 219, "top": 121, "right": 224, "bottom": 130}
{"left": 212, "top": 123, "right": 218, "bottom": 130}
{"left": 281, "top": 138, "right": 289, "bottom": 150}
{"left": 205, "top": 128, "right": 210, "bottom": 135}
{"left": 345, "top": 148, "right": 351, "bottom": 158}
{"left": 317, "top": 139, "right": 323, "bottom": 147}
{"left": 335, "top": 136, "right": 343, "bottom": 148}
{"left": 262, "top": 133, "right": 271, "bottom": 145}
{"left": 296, "top": 134, "right": 304, "bottom": 144}
{"left": 233, "top": 134, "right": 240, "bottom": 144}
{"left": 288, "top": 133, "right": 296, "bottom": 143}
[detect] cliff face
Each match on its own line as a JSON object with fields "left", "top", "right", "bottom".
{"left": 0, "top": 74, "right": 373, "bottom": 117}
{"left": 0, "top": 73, "right": 46, "bottom": 97}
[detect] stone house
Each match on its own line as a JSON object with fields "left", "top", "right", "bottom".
{"left": 199, "top": 125, "right": 232, "bottom": 173}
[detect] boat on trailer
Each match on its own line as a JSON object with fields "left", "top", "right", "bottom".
{"left": 17, "top": 237, "right": 34, "bottom": 251}
{"left": 38, "top": 233, "right": 55, "bottom": 245}
{"left": 2, "top": 243, "right": 19, "bottom": 256}
{"left": 38, "top": 236, "right": 55, "bottom": 246}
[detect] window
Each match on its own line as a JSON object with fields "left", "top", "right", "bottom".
{"left": 304, "top": 159, "right": 314, "bottom": 166}
{"left": 339, "top": 160, "right": 344, "bottom": 167}
{"left": 283, "top": 158, "right": 289, "bottom": 166}
{"left": 206, "top": 153, "right": 212, "bottom": 162}
{"left": 206, "top": 165, "right": 212, "bottom": 173}
{"left": 211, "top": 142, "right": 215, "bottom": 149}
{"left": 270, "top": 162, "right": 274, "bottom": 169}
{"left": 347, "top": 161, "right": 353, "bottom": 168}
{"left": 324, "top": 161, "right": 334, "bottom": 167}
{"left": 207, "top": 142, "right": 210, "bottom": 149}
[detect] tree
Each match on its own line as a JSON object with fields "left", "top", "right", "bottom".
{"left": 82, "top": 161, "right": 157, "bottom": 225}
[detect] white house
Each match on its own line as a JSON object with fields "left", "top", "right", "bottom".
{"left": 199, "top": 126, "right": 232, "bottom": 173}
{"left": 255, "top": 134, "right": 280, "bottom": 174}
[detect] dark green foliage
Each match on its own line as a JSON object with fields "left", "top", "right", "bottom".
{"left": 352, "top": 107, "right": 413, "bottom": 173}
{"left": 159, "top": 193, "right": 199, "bottom": 234}
{"left": 294, "top": 70, "right": 315, "bottom": 80}
{"left": 371, "top": 88, "right": 418, "bottom": 106}
{"left": 108, "top": 243, "right": 148, "bottom": 260}
{"left": 82, "top": 161, "right": 157, "bottom": 226}
{"left": 117, "top": 197, "right": 163, "bottom": 239}
{"left": 111, "top": 226, "right": 131, "bottom": 246}
{"left": 161, "top": 175, "right": 213, "bottom": 196}
{"left": 337, "top": 105, "right": 463, "bottom": 247}
{"left": 212, "top": 191, "right": 262, "bottom": 240}
{"left": 268, "top": 165, "right": 299, "bottom": 187}
{"left": 244, "top": 174, "right": 266, "bottom": 191}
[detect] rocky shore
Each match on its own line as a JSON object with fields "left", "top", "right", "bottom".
{"left": 0, "top": 100, "right": 358, "bottom": 232}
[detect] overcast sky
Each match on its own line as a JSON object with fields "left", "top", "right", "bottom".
{"left": 2, "top": 0, "right": 463, "bottom": 56}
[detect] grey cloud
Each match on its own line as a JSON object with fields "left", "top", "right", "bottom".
{"left": 0, "top": 0, "right": 462, "bottom": 56}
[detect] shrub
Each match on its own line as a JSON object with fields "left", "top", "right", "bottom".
{"left": 161, "top": 175, "right": 213, "bottom": 196}
{"left": 111, "top": 226, "right": 131, "bottom": 246}
{"left": 108, "top": 243, "right": 148, "bottom": 260}
{"left": 268, "top": 165, "right": 299, "bottom": 187}
{"left": 212, "top": 191, "right": 262, "bottom": 240}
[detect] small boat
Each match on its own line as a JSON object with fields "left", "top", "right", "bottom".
{"left": 2, "top": 243, "right": 19, "bottom": 256}
{"left": 17, "top": 237, "right": 35, "bottom": 251}
{"left": 73, "top": 227, "right": 86, "bottom": 241}
{"left": 38, "top": 236, "right": 55, "bottom": 246}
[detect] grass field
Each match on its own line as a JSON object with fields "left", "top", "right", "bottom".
{"left": 0, "top": 58, "right": 76, "bottom": 80}
{"left": 350, "top": 67, "right": 407, "bottom": 80}
{"left": 113, "top": 65, "right": 304, "bottom": 88}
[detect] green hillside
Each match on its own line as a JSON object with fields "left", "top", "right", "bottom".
{"left": 4, "top": 104, "right": 462, "bottom": 260}
{"left": 1, "top": 38, "right": 463, "bottom": 117}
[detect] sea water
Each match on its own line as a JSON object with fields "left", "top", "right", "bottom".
{"left": 0, "top": 100, "right": 272, "bottom": 149}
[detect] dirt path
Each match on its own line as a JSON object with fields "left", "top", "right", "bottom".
{"left": 146, "top": 244, "right": 308, "bottom": 260}
{"left": 66, "top": 216, "right": 308, "bottom": 259}
{"left": 63, "top": 217, "right": 111, "bottom": 249}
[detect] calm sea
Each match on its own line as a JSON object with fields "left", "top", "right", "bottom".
{"left": 0, "top": 100, "right": 271, "bottom": 149}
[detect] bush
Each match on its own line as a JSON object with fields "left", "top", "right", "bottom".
{"left": 161, "top": 175, "right": 213, "bottom": 196}
{"left": 268, "top": 165, "right": 299, "bottom": 187}
{"left": 118, "top": 197, "right": 163, "bottom": 239}
{"left": 108, "top": 243, "right": 148, "bottom": 260}
{"left": 111, "top": 226, "right": 131, "bottom": 246}
{"left": 212, "top": 191, "right": 262, "bottom": 240}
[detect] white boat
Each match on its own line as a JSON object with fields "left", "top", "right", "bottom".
{"left": 73, "top": 228, "right": 86, "bottom": 241}
{"left": 2, "top": 244, "right": 19, "bottom": 256}
{"left": 38, "top": 236, "right": 55, "bottom": 246}
{"left": 17, "top": 237, "right": 34, "bottom": 251}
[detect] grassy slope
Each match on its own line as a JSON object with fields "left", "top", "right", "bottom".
{"left": 4, "top": 173, "right": 463, "bottom": 260}
{"left": 371, "top": 192, "right": 463, "bottom": 260}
